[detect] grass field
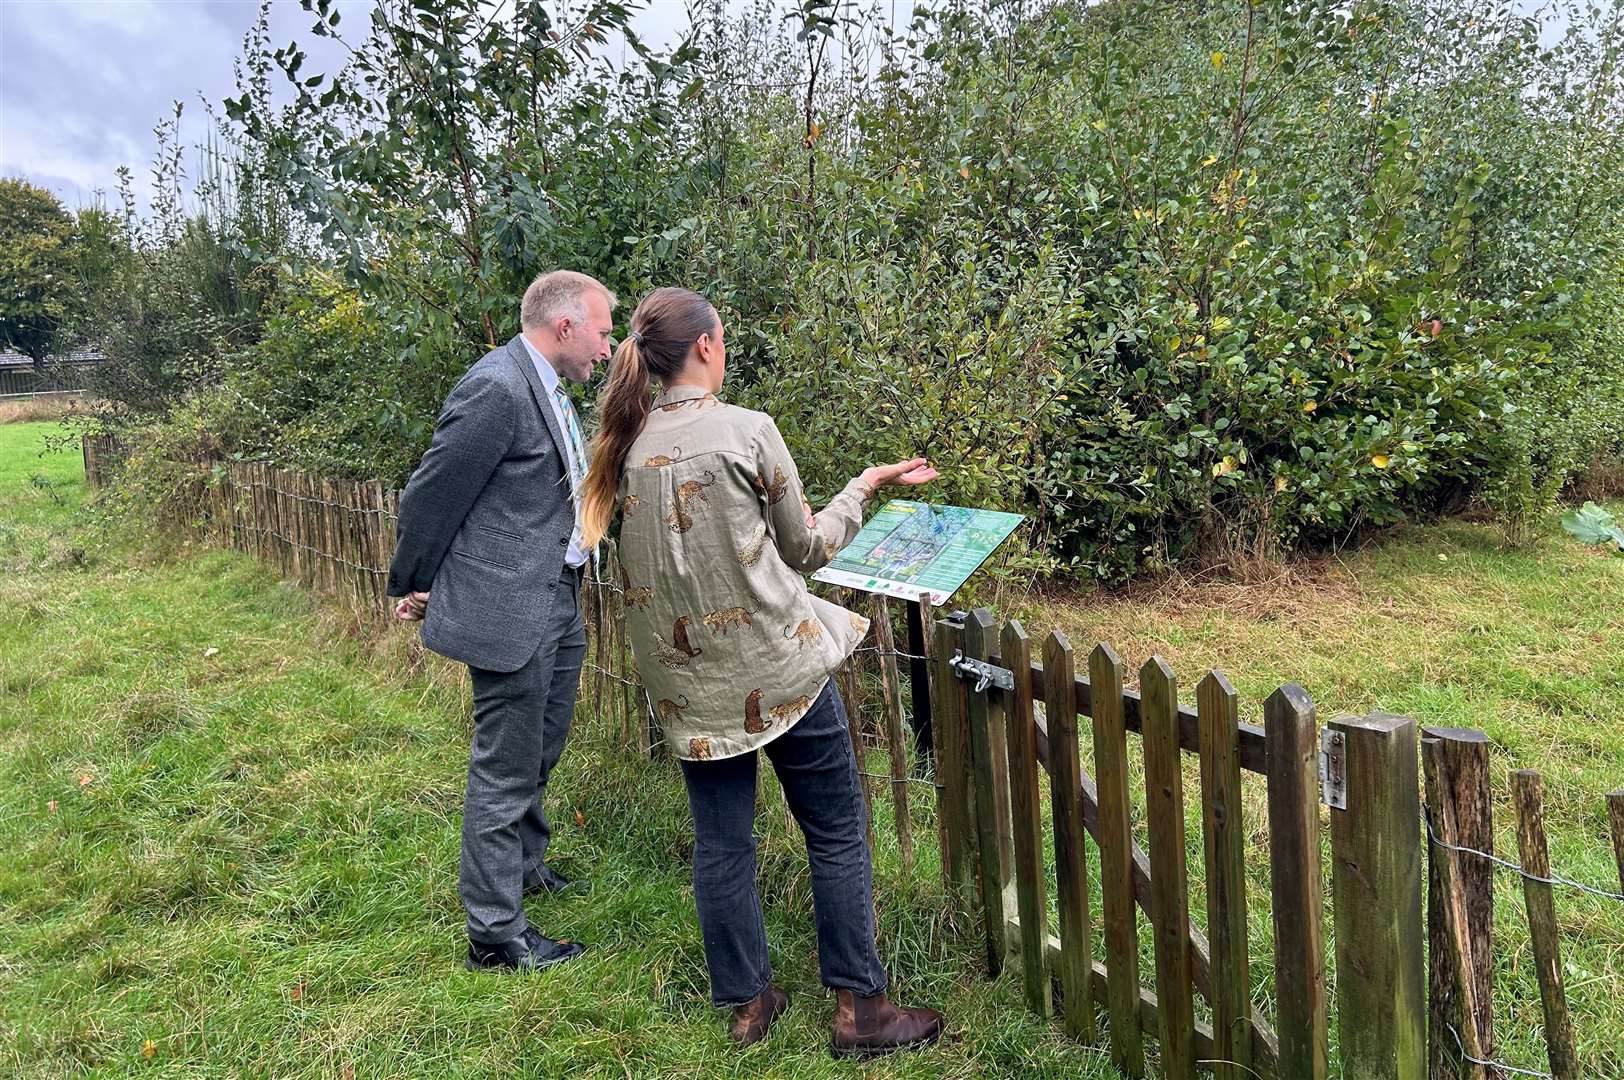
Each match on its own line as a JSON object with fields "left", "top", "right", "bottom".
{"left": 2, "top": 419, "right": 1620, "bottom": 1078}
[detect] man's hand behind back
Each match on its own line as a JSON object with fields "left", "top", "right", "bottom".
{"left": 396, "top": 591, "right": 430, "bottom": 621}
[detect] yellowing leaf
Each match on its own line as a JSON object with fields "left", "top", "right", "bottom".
{"left": 1200, "top": 153, "right": 1219, "bottom": 168}
{"left": 1090, "top": 118, "right": 1107, "bottom": 131}
{"left": 1302, "top": 400, "right": 1318, "bottom": 413}
{"left": 141, "top": 1039, "right": 156, "bottom": 1059}
{"left": 1211, "top": 51, "right": 1225, "bottom": 68}
{"left": 1211, "top": 315, "right": 1233, "bottom": 332}
{"left": 1371, "top": 454, "right": 1391, "bottom": 469}
{"left": 958, "top": 166, "right": 970, "bottom": 180}
{"left": 1212, "top": 456, "right": 1238, "bottom": 477}
{"left": 1274, "top": 475, "right": 1290, "bottom": 492}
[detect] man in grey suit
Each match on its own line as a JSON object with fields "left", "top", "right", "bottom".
{"left": 388, "top": 270, "right": 615, "bottom": 971}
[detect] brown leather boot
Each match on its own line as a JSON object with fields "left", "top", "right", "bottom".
{"left": 829, "top": 989, "right": 944, "bottom": 1059}
{"left": 729, "top": 985, "right": 789, "bottom": 1046}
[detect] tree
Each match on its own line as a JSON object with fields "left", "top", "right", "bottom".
{"left": 0, "top": 178, "right": 79, "bottom": 369}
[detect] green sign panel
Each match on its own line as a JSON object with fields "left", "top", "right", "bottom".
{"left": 813, "top": 500, "right": 1025, "bottom": 605}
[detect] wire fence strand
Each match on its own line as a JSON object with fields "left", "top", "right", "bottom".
{"left": 1442, "top": 1018, "right": 1554, "bottom": 1079}
{"left": 1423, "top": 807, "right": 1624, "bottom": 902}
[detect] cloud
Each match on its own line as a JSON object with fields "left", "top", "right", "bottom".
{"left": 0, "top": 1, "right": 243, "bottom": 207}
{"left": 0, "top": 0, "right": 715, "bottom": 214}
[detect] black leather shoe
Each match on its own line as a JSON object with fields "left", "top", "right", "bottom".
{"left": 466, "top": 928, "right": 586, "bottom": 972}
{"left": 523, "top": 865, "right": 578, "bottom": 896}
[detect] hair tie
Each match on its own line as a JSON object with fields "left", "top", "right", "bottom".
{"left": 627, "top": 330, "right": 644, "bottom": 345}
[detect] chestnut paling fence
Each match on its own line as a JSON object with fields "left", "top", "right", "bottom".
{"left": 82, "top": 435, "right": 1624, "bottom": 1079}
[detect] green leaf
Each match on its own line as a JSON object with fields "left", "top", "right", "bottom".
{"left": 1561, "top": 503, "right": 1624, "bottom": 553}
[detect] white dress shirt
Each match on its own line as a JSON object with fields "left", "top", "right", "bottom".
{"left": 519, "top": 335, "right": 590, "bottom": 569}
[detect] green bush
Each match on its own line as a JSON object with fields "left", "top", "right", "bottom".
{"left": 99, "top": 0, "right": 1624, "bottom": 580}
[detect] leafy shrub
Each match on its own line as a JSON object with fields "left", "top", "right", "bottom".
{"left": 95, "top": 0, "right": 1624, "bottom": 580}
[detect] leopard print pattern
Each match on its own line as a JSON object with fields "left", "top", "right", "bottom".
{"left": 743, "top": 689, "right": 767, "bottom": 734}
{"left": 737, "top": 524, "right": 767, "bottom": 568}
{"left": 783, "top": 618, "right": 823, "bottom": 648}
{"left": 703, "top": 606, "right": 755, "bottom": 634}
{"left": 653, "top": 616, "right": 703, "bottom": 668}
{"left": 676, "top": 470, "right": 717, "bottom": 509}
{"left": 754, "top": 464, "right": 789, "bottom": 504}
{"left": 767, "top": 695, "right": 814, "bottom": 725}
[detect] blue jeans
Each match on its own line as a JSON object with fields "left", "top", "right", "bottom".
{"left": 678, "top": 679, "right": 889, "bottom": 1007}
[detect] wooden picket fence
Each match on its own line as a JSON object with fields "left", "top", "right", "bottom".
{"left": 82, "top": 437, "right": 1622, "bottom": 1077}
{"left": 931, "top": 608, "right": 1425, "bottom": 1079}
{"left": 81, "top": 439, "right": 660, "bottom": 738}
{"left": 84, "top": 441, "right": 407, "bottom": 610}
{"left": 930, "top": 607, "right": 1624, "bottom": 1080}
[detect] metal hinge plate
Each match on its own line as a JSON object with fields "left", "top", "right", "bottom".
{"left": 1320, "top": 728, "right": 1347, "bottom": 810}
{"left": 948, "top": 650, "right": 1014, "bottom": 694}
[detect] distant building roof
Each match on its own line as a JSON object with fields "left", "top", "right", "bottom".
{"left": 0, "top": 346, "right": 107, "bottom": 369}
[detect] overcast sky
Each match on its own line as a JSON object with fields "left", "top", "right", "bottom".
{"left": 1, "top": 0, "right": 1575, "bottom": 218}
{"left": 0, "top": 0, "right": 701, "bottom": 214}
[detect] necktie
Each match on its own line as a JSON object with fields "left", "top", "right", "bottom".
{"left": 553, "top": 384, "right": 587, "bottom": 494}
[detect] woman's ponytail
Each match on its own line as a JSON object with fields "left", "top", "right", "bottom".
{"left": 579, "top": 287, "right": 720, "bottom": 549}
{"left": 580, "top": 337, "right": 651, "bottom": 548}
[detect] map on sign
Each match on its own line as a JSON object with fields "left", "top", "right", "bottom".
{"left": 813, "top": 500, "right": 1024, "bottom": 605}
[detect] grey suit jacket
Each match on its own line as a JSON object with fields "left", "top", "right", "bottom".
{"left": 387, "top": 336, "right": 576, "bottom": 673}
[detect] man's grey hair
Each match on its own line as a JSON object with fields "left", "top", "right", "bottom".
{"left": 519, "top": 270, "right": 617, "bottom": 331}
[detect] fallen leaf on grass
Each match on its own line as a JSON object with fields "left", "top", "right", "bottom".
{"left": 573, "top": 809, "right": 586, "bottom": 828}
{"left": 290, "top": 983, "right": 304, "bottom": 1002}
{"left": 47, "top": 800, "right": 58, "bottom": 813}
{"left": 140, "top": 1039, "right": 156, "bottom": 1058}
{"left": 78, "top": 773, "right": 94, "bottom": 788}
{"left": 203, "top": 647, "right": 220, "bottom": 659}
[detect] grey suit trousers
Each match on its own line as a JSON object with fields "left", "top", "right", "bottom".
{"left": 461, "top": 563, "right": 587, "bottom": 944}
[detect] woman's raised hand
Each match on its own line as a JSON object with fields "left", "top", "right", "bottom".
{"left": 861, "top": 457, "right": 939, "bottom": 491}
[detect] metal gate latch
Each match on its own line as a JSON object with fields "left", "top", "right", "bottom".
{"left": 948, "top": 650, "right": 1015, "bottom": 694}
{"left": 1319, "top": 729, "right": 1347, "bottom": 810}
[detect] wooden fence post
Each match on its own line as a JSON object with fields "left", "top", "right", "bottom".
{"left": 873, "top": 596, "right": 915, "bottom": 874}
{"left": 966, "top": 607, "right": 1011, "bottom": 975}
{"left": 1003, "top": 620, "right": 1049, "bottom": 1018}
{"left": 1266, "top": 683, "right": 1328, "bottom": 1080}
{"left": 1510, "top": 769, "right": 1578, "bottom": 1080}
{"left": 1330, "top": 713, "right": 1425, "bottom": 1080}
{"left": 1045, "top": 630, "right": 1095, "bottom": 1041}
{"left": 1421, "top": 727, "right": 1495, "bottom": 1078}
{"left": 1090, "top": 641, "right": 1145, "bottom": 1077}
{"left": 1421, "top": 738, "right": 1490, "bottom": 1080}
{"left": 1197, "top": 670, "right": 1250, "bottom": 1080}
{"left": 1607, "top": 790, "right": 1624, "bottom": 897}
{"left": 905, "top": 595, "right": 934, "bottom": 773}
{"left": 935, "top": 614, "right": 975, "bottom": 908}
